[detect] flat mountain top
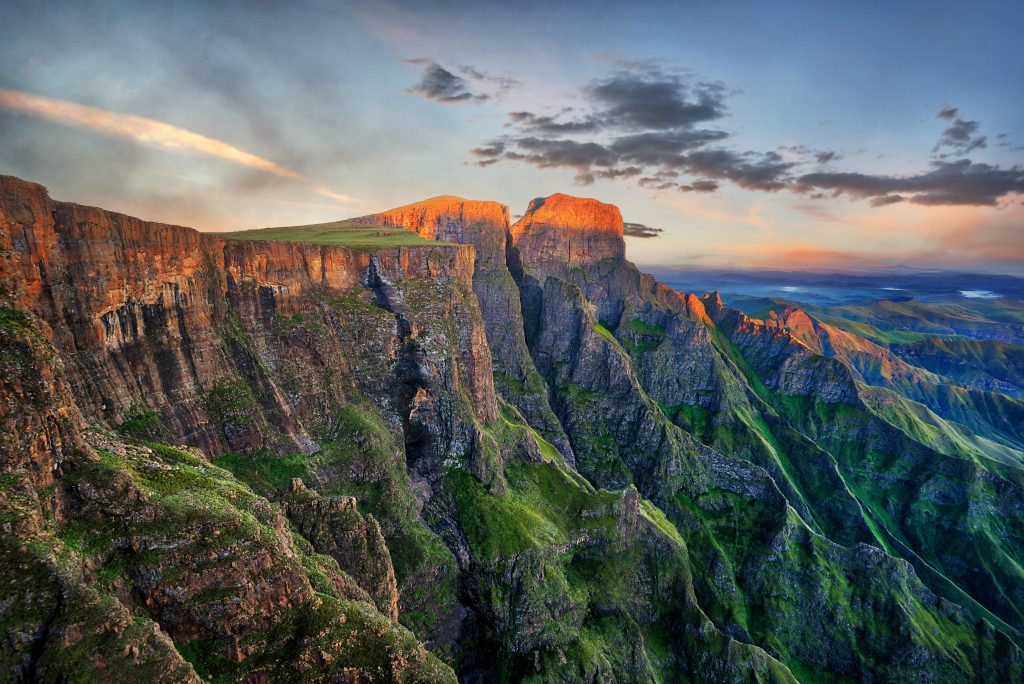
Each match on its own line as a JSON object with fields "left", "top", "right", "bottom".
{"left": 217, "top": 221, "right": 455, "bottom": 250}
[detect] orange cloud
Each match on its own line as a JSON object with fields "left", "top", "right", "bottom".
{"left": 709, "top": 241, "right": 879, "bottom": 268}
{"left": 0, "top": 87, "right": 358, "bottom": 205}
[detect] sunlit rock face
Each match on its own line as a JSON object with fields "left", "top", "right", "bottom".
{"left": 357, "top": 194, "right": 580, "bottom": 464}
{"left": 354, "top": 195, "right": 510, "bottom": 265}
{"left": 511, "top": 193, "right": 625, "bottom": 267}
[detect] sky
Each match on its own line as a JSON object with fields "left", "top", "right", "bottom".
{"left": 1, "top": 0, "right": 1022, "bottom": 274}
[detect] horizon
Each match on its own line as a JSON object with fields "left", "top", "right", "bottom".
{"left": 1, "top": 0, "right": 1022, "bottom": 275}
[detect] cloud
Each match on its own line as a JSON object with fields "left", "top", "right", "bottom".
{"left": 461, "top": 63, "right": 1023, "bottom": 208}
{"left": 869, "top": 194, "right": 905, "bottom": 207}
{"left": 470, "top": 63, "right": 802, "bottom": 197}
{"left": 584, "top": 68, "right": 727, "bottom": 130}
{"left": 405, "top": 58, "right": 520, "bottom": 104}
{"left": 679, "top": 179, "right": 720, "bottom": 193}
{"left": 676, "top": 149, "right": 794, "bottom": 191}
{"left": 506, "top": 110, "right": 602, "bottom": 135}
{"left": 0, "top": 87, "right": 357, "bottom": 204}
{"left": 457, "top": 65, "right": 522, "bottom": 94}
{"left": 610, "top": 129, "right": 731, "bottom": 164}
{"left": 932, "top": 106, "right": 987, "bottom": 156}
{"left": 623, "top": 221, "right": 664, "bottom": 238}
{"left": 796, "top": 159, "right": 1024, "bottom": 207}
{"left": 405, "top": 60, "right": 486, "bottom": 103}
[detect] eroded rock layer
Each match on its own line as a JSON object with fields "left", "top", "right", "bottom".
{"left": 2, "top": 175, "right": 1023, "bottom": 683}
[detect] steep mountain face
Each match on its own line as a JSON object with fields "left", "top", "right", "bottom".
{"left": 352, "top": 196, "right": 576, "bottom": 465}
{"left": 2, "top": 176, "right": 1023, "bottom": 682}
{"left": 502, "top": 196, "right": 1024, "bottom": 680}
{"left": 892, "top": 337, "right": 1024, "bottom": 398}
{"left": 765, "top": 306, "right": 1024, "bottom": 453}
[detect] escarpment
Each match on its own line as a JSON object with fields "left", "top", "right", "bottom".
{"left": 353, "top": 195, "right": 577, "bottom": 465}
{"left": 0, "top": 175, "right": 496, "bottom": 460}
{"left": 3, "top": 175, "right": 1024, "bottom": 682}
{"left": 511, "top": 192, "right": 625, "bottom": 266}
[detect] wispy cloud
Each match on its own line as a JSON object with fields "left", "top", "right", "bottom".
{"left": 623, "top": 221, "right": 664, "bottom": 238}
{"left": 0, "top": 87, "right": 358, "bottom": 204}
{"left": 403, "top": 58, "right": 520, "bottom": 104}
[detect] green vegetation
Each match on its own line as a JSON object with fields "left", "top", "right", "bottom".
{"left": 625, "top": 318, "right": 665, "bottom": 336}
{"left": 117, "top": 408, "right": 168, "bottom": 441}
{"left": 46, "top": 431, "right": 456, "bottom": 682}
{"left": 592, "top": 321, "right": 618, "bottom": 345}
{"left": 805, "top": 297, "right": 1024, "bottom": 346}
{"left": 219, "top": 222, "right": 455, "bottom": 250}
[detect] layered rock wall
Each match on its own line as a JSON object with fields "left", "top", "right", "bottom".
{"left": 0, "top": 175, "right": 496, "bottom": 459}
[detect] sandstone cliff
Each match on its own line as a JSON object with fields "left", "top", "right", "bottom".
{"left": 511, "top": 193, "right": 625, "bottom": 266}
{"left": 352, "top": 195, "right": 577, "bottom": 466}
{"left": 0, "top": 175, "right": 497, "bottom": 460}
{"left": 3, "top": 177, "right": 1023, "bottom": 682}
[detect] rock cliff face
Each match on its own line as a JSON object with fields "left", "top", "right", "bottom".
{"left": 511, "top": 193, "right": 625, "bottom": 267}
{"left": 498, "top": 194, "right": 1024, "bottom": 680}
{"left": 3, "top": 176, "right": 1024, "bottom": 682}
{"left": 353, "top": 195, "right": 577, "bottom": 466}
{"left": 0, "top": 175, "right": 496, "bottom": 459}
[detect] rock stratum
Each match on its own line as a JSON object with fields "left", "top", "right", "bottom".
{"left": 1, "top": 174, "right": 1023, "bottom": 682}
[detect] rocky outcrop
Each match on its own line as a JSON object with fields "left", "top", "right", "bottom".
{"left": 0, "top": 307, "right": 85, "bottom": 488}
{"left": 0, "top": 174, "right": 497, "bottom": 460}
{"left": 286, "top": 485, "right": 400, "bottom": 623}
{"left": 353, "top": 195, "right": 509, "bottom": 263}
{"left": 354, "top": 194, "right": 577, "bottom": 465}
{"left": 707, "top": 295, "right": 861, "bottom": 403}
{"left": 511, "top": 193, "right": 625, "bottom": 267}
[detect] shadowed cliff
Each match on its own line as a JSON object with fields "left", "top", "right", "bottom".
{"left": 2, "top": 176, "right": 1023, "bottom": 682}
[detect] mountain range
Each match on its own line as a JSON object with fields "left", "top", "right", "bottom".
{"left": 2, "top": 174, "right": 1023, "bottom": 682}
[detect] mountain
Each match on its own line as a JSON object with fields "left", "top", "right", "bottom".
{"left": 1, "top": 175, "right": 1022, "bottom": 682}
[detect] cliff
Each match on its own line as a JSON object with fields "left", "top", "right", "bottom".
{"left": 511, "top": 193, "right": 625, "bottom": 266}
{"left": 3, "top": 177, "right": 1023, "bottom": 682}
{"left": 0, "top": 175, "right": 497, "bottom": 460}
{"left": 353, "top": 194, "right": 577, "bottom": 465}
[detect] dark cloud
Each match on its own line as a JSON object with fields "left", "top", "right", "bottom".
{"left": 471, "top": 140, "right": 507, "bottom": 158}
{"left": 503, "top": 66, "right": 727, "bottom": 136}
{"left": 679, "top": 179, "right": 719, "bottom": 193}
{"left": 465, "top": 66, "right": 1022, "bottom": 207}
{"left": 404, "top": 59, "right": 488, "bottom": 103}
{"left": 638, "top": 176, "right": 677, "bottom": 190}
{"left": 797, "top": 159, "right": 1024, "bottom": 207}
{"left": 610, "top": 129, "right": 730, "bottom": 165}
{"left": 623, "top": 221, "right": 664, "bottom": 238}
{"left": 506, "top": 110, "right": 602, "bottom": 135}
{"left": 934, "top": 107, "right": 987, "bottom": 156}
{"left": 869, "top": 194, "right": 905, "bottom": 207}
{"left": 584, "top": 69, "right": 727, "bottom": 130}
{"left": 474, "top": 65, "right": 776, "bottom": 190}
{"left": 500, "top": 136, "right": 617, "bottom": 172}
{"left": 678, "top": 149, "right": 794, "bottom": 191}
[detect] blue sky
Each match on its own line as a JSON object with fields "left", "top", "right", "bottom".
{"left": 1, "top": 0, "right": 1022, "bottom": 272}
